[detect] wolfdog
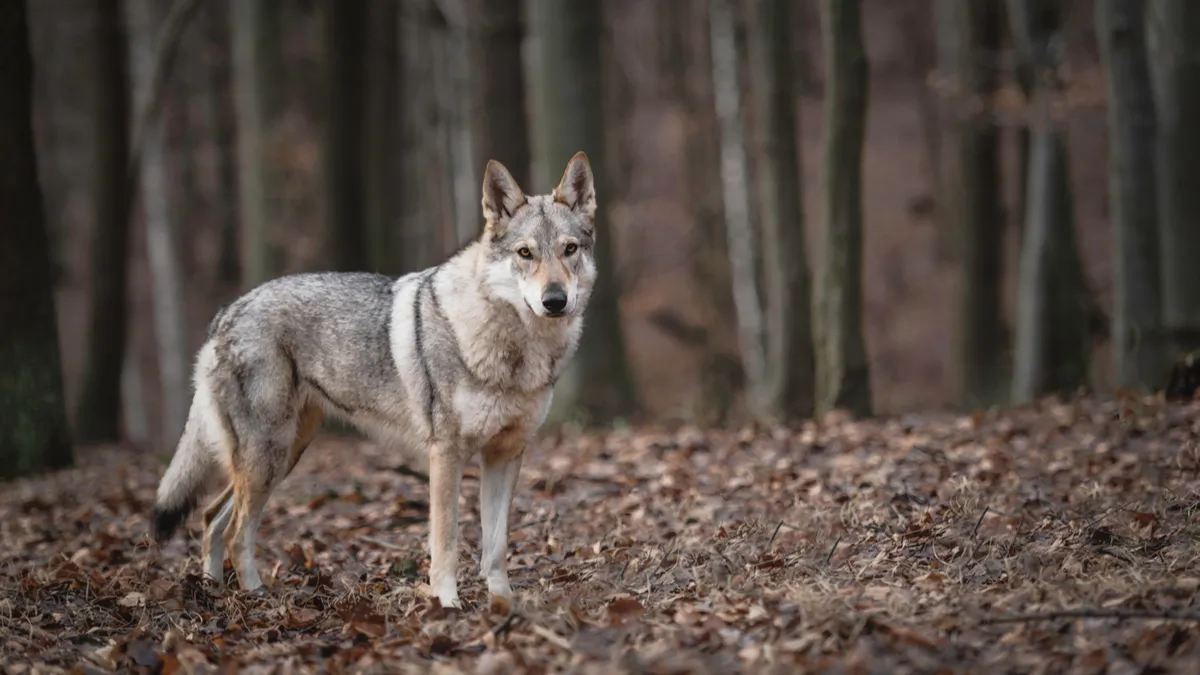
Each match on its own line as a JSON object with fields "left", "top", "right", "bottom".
{"left": 151, "top": 152, "right": 598, "bottom": 608}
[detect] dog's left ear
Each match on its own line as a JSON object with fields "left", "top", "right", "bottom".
{"left": 482, "top": 159, "right": 526, "bottom": 234}
{"left": 553, "top": 151, "right": 596, "bottom": 220}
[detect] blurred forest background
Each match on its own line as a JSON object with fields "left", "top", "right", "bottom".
{"left": 5, "top": 0, "right": 1199, "bottom": 477}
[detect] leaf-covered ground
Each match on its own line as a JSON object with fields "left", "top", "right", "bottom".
{"left": 4, "top": 395, "right": 1200, "bottom": 673}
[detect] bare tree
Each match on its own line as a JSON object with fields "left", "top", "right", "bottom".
{"left": 206, "top": 0, "right": 241, "bottom": 290}
{"left": 935, "top": 0, "right": 1009, "bottom": 407}
{"left": 472, "top": 0, "right": 531, "bottom": 189}
{"left": 1008, "top": 0, "right": 1093, "bottom": 402}
{"left": 435, "top": 0, "right": 478, "bottom": 248}
{"left": 362, "top": 0, "right": 402, "bottom": 274}
{"left": 232, "top": 0, "right": 284, "bottom": 288}
{"left": 814, "top": 0, "right": 872, "bottom": 417}
{"left": 529, "top": 0, "right": 638, "bottom": 424}
{"left": 75, "top": 0, "right": 132, "bottom": 444}
{"left": 657, "top": 0, "right": 742, "bottom": 424}
{"left": 322, "top": 0, "right": 368, "bottom": 272}
{"left": 127, "top": 0, "right": 191, "bottom": 448}
{"left": 748, "top": 0, "right": 815, "bottom": 421}
{"left": 709, "top": 0, "right": 767, "bottom": 419}
{"left": 1097, "top": 0, "right": 1166, "bottom": 389}
{"left": 399, "top": 1, "right": 452, "bottom": 271}
{"left": 0, "top": 0, "right": 73, "bottom": 477}
{"left": 1148, "top": 2, "right": 1200, "bottom": 360}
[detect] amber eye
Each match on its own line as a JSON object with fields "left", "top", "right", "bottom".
{"left": 564, "top": 243, "right": 578, "bottom": 256}
{"left": 517, "top": 247, "right": 533, "bottom": 259}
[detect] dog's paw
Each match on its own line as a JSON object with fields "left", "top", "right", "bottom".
{"left": 486, "top": 579, "right": 513, "bottom": 599}
{"left": 438, "top": 594, "right": 464, "bottom": 610}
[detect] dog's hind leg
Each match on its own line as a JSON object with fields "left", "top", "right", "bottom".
{"left": 221, "top": 402, "right": 324, "bottom": 592}
{"left": 201, "top": 484, "right": 234, "bottom": 584}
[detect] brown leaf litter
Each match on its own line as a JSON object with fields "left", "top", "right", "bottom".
{"left": 4, "top": 394, "right": 1200, "bottom": 673}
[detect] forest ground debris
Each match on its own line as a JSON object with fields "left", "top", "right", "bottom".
{"left": 4, "top": 395, "right": 1200, "bottom": 672}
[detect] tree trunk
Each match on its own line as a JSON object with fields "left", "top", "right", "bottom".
{"left": 398, "top": 2, "right": 450, "bottom": 271}
{"left": 932, "top": 0, "right": 961, "bottom": 262}
{"left": 937, "top": 0, "right": 1009, "bottom": 407}
{"left": 747, "top": 0, "right": 815, "bottom": 421}
{"left": 0, "top": 0, "right": 73, "bottom": 477}
{"left": 232, "top": 0, "right": 284, "bottom": 289}
{"left": 814, "top": 0, "right": 872, "bottom": 417}
{"left": 659, "top": 0, "right": 741, "bottom": 424}
{"left": 363, "top": 0, "right": 402, "bottom": 275}
{"left": 75, "top": 0, "right": 132, "bottom": 444}
{"left": 529, "top": 0, "right": 638, "bottom": 425}
{"left": 1097, "top": 0, "right": 1166, "bottom": 390}
{"left": 1148, "top": 1, "right": 1200, "bottom": 358}
{"left": 207, "top": 0, "right": 241, "bottom": 290}
{"left": 472, "top": 0, "right": 531, "bottom": 189}
{"left": 1008, "top": 0, "right": 1093, "bottom": 402}
{"left": 322, "top": 0, "right": 367, "bottom": 272}
{"left": 709, "top": 0, "right": 767, "bottom": 419}
{"left": 128, "top": 0, "right": 190, "bottom": 448}
{"left": 440, "top": 1, "right": 478, "bottom": 249}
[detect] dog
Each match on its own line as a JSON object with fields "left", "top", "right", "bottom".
{"left": 151, "top": 152, "right": 599, "bottom": 608}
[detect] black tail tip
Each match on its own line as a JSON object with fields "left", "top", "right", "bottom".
{"left": 152, "top": 502, "right": 192, "bottom": 543}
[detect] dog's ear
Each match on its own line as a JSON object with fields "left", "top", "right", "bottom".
{"left": 481, "top": 159, "right": 526, "bottom": 233}
{"left": 553, "top": 151, "right": 596, "bottom": 219}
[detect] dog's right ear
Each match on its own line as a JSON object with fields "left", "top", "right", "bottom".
{"left": 481, "top": 159, "right": 526, "bottom": 236}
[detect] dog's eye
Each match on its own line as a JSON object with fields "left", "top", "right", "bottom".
{"left": 564, "top": 243, "right": 578, "bottom": 256}
{"left": 517, "top": 247, "right": 533, "bottom": 259}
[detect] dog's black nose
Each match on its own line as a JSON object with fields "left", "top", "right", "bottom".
{"left": 542, "top": 285, "right": 568, "bottom": 315}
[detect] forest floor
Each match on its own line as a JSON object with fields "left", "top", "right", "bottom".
{"left": 4, "top": 395, "right": 1200, "bottom": 674}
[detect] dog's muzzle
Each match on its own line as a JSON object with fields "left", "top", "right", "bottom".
{"left": 541, "top": 284, "right": 568, "bottom": 317}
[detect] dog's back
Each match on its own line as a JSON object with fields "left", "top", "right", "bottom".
{"left": 207, "top": 271, "right": 406, "bottom": 425}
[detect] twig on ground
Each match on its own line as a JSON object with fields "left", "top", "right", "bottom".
{"left": 768, "top": 521, "right": 800, "bottom": 548}
{"left": 971, "top": 507, "right": 991, "bottom": 538}
{"left": 492, "top": 611, "right": 522, "bottom": 637}
{"left": 824, "top": 536, "right": 842, "bottom": 567}
{"left": 359, "top": 537, "right": 406, "bottom": 552}
{"left": 531, "top": 624, "right": 573, "bottom": 651}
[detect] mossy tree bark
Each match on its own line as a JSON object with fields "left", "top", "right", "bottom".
{"left": 814, "top": 0, "right": 872, "bottom": 417}
{"left": 0, "top": 0, "right": 73, "bottom": 478}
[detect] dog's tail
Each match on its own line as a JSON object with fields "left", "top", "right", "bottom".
{"left": 152, "top": 353, "right": 227, "bottom": 542}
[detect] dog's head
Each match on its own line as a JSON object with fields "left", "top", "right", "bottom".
{"left": 479, "top": 152, "right": 598, "bottom": 320}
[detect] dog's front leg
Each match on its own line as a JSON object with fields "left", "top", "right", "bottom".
{"left": 428, "top": 445, "right": 465, "bottom": 608}
{"left": 480, "top": 446, "right": 524, "bottom": 598}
